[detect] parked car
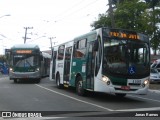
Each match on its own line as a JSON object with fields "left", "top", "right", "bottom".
{"left": 151, "top": 59, "right": 160, "bottom": 72}
{"left": 150, "top": 69, "right": 160, "bottom": 83}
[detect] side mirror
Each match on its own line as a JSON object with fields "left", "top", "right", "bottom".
{"left": 93, "top": 40, "right": 99, "bottom": 51}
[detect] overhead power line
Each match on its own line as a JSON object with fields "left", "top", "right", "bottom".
{"left": 54, "top": 0, "right": 100, "bottom": 23}
{"left": 54, "top": 0, "right": 86, "bottom": 19}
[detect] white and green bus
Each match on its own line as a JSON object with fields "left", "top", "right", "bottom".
{"left": 50, "top": 27, "right": 150, "bottom": 97}
{"left": 9, "top": 44, "right": 51, "bottom": 83}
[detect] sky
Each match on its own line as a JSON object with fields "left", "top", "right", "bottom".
{"left": 0, "top": 0, "right": 108, "bottom": 54}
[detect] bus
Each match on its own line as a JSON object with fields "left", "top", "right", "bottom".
{"left": 9, "top": 44, "right": 51, "bottom": 83}
{"left": 50, "top": 27, "right": 150, "bottom": 97}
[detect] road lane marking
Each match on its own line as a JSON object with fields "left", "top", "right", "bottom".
{"left": 115, "top": 107, "right": 160, "bottom": 111}
{"left": 35, "top": 84, "right": 113, "bottom": 111}
{"left": 149, "top": 89, "right": 160, "bottom": 94}
{"left": 128, "top": 95, "right": 160, "bottom": 103}
{"left": 36, "top": 84, "right": 160, "bottom": 112}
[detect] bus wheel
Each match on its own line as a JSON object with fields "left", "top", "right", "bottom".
{"left": 36, "top": 79, "right": 40, "bottom": 83}
{"left": 14, "top": 79, "right": 17, "bottom": 83}
{"left": 115, "top": 93, "right": 126, "bottom": 97}
{"left": 76, "top": 77, "right": 85, "bottom": 96}
{"left": 56, "top": 74, "right": 63, "bottom": 89}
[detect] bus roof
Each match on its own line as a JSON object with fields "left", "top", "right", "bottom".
{"left": 11, "top": 44, "right": 40, "bottom": 50}
{"left": 42, "top": 52, "right": 51, "bottom": 59}
{"left": 74, "top": 30, "right": 97, "bottom": 41}
{"left": 52, "top": 27, "right": 149, "bottom": 49}
{"left": 52, "top": 40, "right": 74, "bottom": 50}
{"left": 73, "top": 27, "right": 149, "bottom": 42}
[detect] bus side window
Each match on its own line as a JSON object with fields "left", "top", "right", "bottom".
{"left": 58, "top": 45, "right": 65, "bottom": 60}
{"left": 95, "top": 37, "right": 102, "bottom": 76}
{"left": 40, "top": 53, "right": 43, "bottom": 61}
{"left": 93, "top": 40, "right": 99, "bottom": 51}
{"left": 74, "top": 39, "right": 87, "bottom": 58}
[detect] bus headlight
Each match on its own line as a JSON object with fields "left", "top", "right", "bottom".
{"left": 142, "top": 79, "right": 149, "bottom": 88}
{"left": 10, "top": 68, "right": 13, "bottom": 72}
{"left": 36, "top": 68, "right": 40, "bottom": 71}
{"left": 102, "top": 76, "right": 110, "bottom": 85}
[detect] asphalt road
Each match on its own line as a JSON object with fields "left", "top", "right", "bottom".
{"left": 0, "top": 75, "right": 160, "bottom": 120}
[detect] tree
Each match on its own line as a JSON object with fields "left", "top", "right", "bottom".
{"left": 0, "top": 55, "right": 7, "bottom": 63}
{"left": 145, "top": 0, "right": 160, "bottom": 55}
{"left": 90, "top": 13, "right": 111, "bottom": 29}
{"left": 91, "top": 0, "right": 160, "bottom": 55}
{"left": 145, "top": 0, "right": 160, "bottom": 9}
{"left": 91, "top": 0, "right": 149, "bottom": 33}
{"left": 114, "top": 0, "right": 149, "bottom": 33}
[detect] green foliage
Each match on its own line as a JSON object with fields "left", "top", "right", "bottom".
{"left": 114, "top": 0, "right": 149, "bottom": 32}
{"left": 0, "top": 55, "right": 7, "bottom": 63}
{"left": 145, "top": 0, "right": 160, "bottom": 8}
{"left": 90, "top": 13, "right": 111, "bottom": 29}
{"left": 91, "top": 0, "right": 160, "bottom": 55}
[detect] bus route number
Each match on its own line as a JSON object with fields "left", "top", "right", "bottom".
{"left": 128, "top": 79, "right": 141, "bottom": 84}
{"left": 132, "top": 80, "right": 141, "bottom": 84}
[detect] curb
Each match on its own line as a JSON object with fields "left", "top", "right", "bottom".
{"left": 0, "top": 75, "right": 9, "bottom": 78}
{"left": 149, "top": 89, "right": 160, "bottom": 94}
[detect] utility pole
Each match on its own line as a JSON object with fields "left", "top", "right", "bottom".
{"left": 49, "top": 37, "right": 56, "bottom": 49}
{"left": 108, "top": 0, "right": 115, "bottom": 28}
{"left": 49, "top": 37, "right": 56, "bottom": 56}
{"left": 23, "top": 27, "right": 33, "bottom": 44}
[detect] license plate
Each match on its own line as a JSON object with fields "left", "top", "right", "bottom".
{"left": 23, "top": 75, "right": 29, "bottom": 78}
{"left": 121, "top": 86, "right": 130, "bottom": 90}
{"left": 132, "top": 80, "right": 141, "bottom": 84}
{"left": 128, "top": 79, "right": 141, "bottom": 84}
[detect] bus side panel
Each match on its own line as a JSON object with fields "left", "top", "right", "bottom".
{"left": 44, "top": 57, "right": 50, "bottom": 77}
{"left": 52, "top": 51, "right": 57, "bottom": 80}
{"left": 49, "top": 61, "right": 53, "bottom": 81}
{"left": 70, "top": 59, "right": 86, "bottom": 87}
{"left": 56, "top": 60, "right": 64, "bottom": 84}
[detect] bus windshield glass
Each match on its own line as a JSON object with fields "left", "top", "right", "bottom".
{"left": 13, "top": 54, "right": 39, "bottom": 67}
{"left": 103, "top": 38, "right": 150, "bottom": 78}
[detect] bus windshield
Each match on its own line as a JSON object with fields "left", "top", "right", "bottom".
{"left": 13, "top": 54, "right": 39, "bottom": 67}
{"left": 103, "top": 39, "right": 150, "bottom": 78}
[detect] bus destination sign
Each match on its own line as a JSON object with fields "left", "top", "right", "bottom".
{"left": 16, "top": 50, "right": 32, "bottom": 54}
{"left": 109, "top": 31, "right": 140, "bottom": 40}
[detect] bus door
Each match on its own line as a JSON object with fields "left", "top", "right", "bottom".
{"left": 52, "top": 51, "right": 57, "bottom": 79}
{"left": 63, "top": 47, "right": 72, "bottom": 87}
{"left": 86, "top": 42, "right": 95, "bottom": 90}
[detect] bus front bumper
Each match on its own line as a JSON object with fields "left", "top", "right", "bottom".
{"left": 9, "top": 71, "right": 41, "bottom": 80}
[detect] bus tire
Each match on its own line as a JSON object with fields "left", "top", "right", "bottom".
{"left": 56, "top": 74, "right": 63, "bottom": 89}
{"left": 36, "top": 79, "right": 40, "bottom": 83}
{"left": 14, "top": 79, "right": 17, "bottom": 83}
{"left": 115, "top": 93, "right": 126, "bottom": 97}
{"left": 76, "top": 76, "right": 85, "bottom": 96}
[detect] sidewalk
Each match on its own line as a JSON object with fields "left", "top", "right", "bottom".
{"left": 148, "top": 83, "right": 160, "bottom": 94}
{"left": 0, "top": 74, "right": 9, "bottom": 78}
{"left": 149, "top": 84, "right": 160, "bottom": 90}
